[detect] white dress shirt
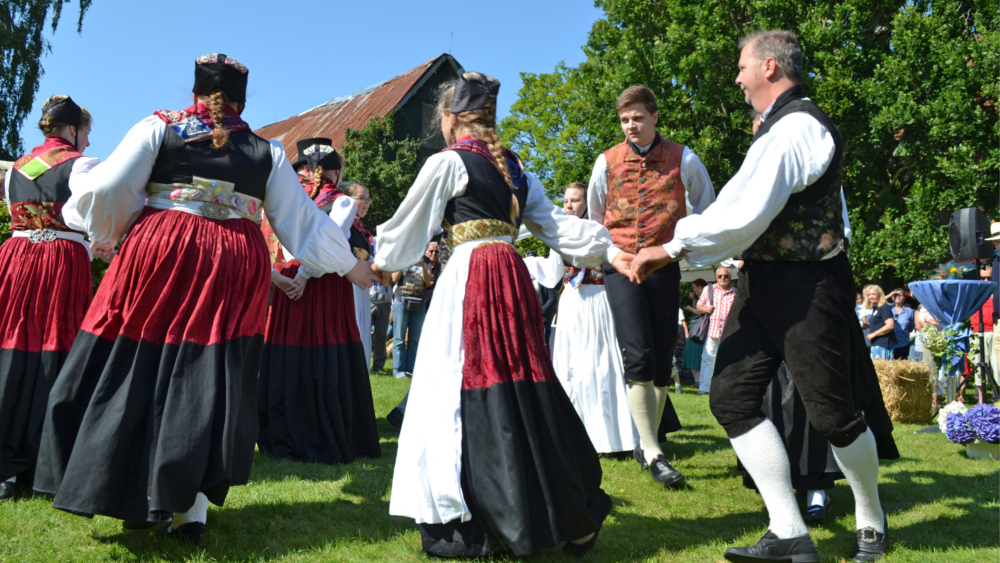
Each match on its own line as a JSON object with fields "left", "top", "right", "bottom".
{"left": 63, "top": 116, "right": 358, "bottom": 278}
{"left": 587, "top": 143, "right": 716, "bottom": 262}
{"left": 664, "top": 111, "right": 839, "bottom": 266}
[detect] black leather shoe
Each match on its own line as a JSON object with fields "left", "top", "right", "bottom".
{"left": 563, "top": 491, "right": 613, "bottom": 558}
{"left": 169, "top": 522, "right": 206, "bottom": 544}
{"left": 724, "top": 531, "right": 818, "bottom": 563}
{"left": 0, "top": 481, "right": 14, "bottom": 501}
{"left": 386, "top": 407, "right": 404, "bottom": 430}
{"left": 633, "top": 444, "right": 649, "bottom": 471}
{"left": 649, "top": 455, "right": 684, "bottom": 487}
{"left": 850, "top": 517, "right": 887, "bottom": 562}
{"left": 802, "top": 496, "right": 831, "bottom": 523}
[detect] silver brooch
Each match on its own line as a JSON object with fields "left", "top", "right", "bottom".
{"left": 28, "top": 229, "right": 58, "bottom": 243}
{"left": 201, "top": 201, "right": 231, "bottom": 220}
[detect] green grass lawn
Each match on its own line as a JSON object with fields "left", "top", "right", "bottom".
{"left": 1, "top": 374, "right": 997, "bottom": 562}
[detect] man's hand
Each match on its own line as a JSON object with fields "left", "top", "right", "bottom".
{"left": 611, "top": 252, "right": 636, "bottom": 282}
{"left": 90, "top": 240, "right": 117, "bottom": 262}
{"left": 632, "top": 246, "right": 676, "bottom": 284}
{"left": 285, "top": 273, "right": 308, "bottom": 301}
{"left": 371, "top": 263, "right": 393, "bottom": 287}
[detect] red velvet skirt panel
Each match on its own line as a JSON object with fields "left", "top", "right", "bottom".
{"left": 265, "top": 260, "right": 360, "bottom": 347}
{"left": 81, "top": 209, "right": 270, "bottom": 347}
{"left": 0, "top": 237, "right": 92, "bottom": 353}
{"left": 462, "top": 242, "right": 560, "bottom": 390}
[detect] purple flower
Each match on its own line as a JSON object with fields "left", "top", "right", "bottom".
{"left": 965, "top": 404, "right": 1000, "bottom": 444}
{"left": 945, "top": 412, "right": 976, "bottom": 444}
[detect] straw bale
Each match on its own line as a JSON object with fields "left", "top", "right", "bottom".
{"left": 873, "top": 359, "right": 934, "bottom": 424}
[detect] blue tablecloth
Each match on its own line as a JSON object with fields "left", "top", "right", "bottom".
{"left": 910, "top": 280, "right": 997, "bottom": 369}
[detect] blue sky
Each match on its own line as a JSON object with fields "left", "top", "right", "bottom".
{"left": 19, "top": 0, "right": 604, "bottom": 159}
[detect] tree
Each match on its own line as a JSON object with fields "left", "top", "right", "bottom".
{"left": 499, "top": 0, "right": 998, "bottom": 285}
{"left": 1, "top": 0, "right": 92, "bottom": 160}
{"left": 340, "top": 111, "right": 423, "bottom": 231}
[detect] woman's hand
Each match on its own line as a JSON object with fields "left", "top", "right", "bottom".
{"left": 372, "top": 263, "right": 393, "bottom": 287}
{"left": 91, "top": 240, "right": 117, "bottom": 262}
{"left": 285, "top": 273, "right": 308, "bottom": 301}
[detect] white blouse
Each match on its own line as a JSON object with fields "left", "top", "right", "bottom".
{"left": 375, "top": 150, "right": 612, "bottom": 272}
{"left": 63, "top": 116, "right": 358, "bottom": 278}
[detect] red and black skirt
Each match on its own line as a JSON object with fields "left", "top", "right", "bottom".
{"left": 257, "top": 260, "right": 380, "bottom": 464}
{"left": 34, "top": 208, "right": 269, "bottom": 522}
{"left": 0, "top": 236, "right": 91, "bottom": 482}
{"left": 419, "top": 241, "right": 612, "bottom": 557}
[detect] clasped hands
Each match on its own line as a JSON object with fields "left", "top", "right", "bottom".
{"left": 611, "top": 246, "right": 685, "bottom": 284}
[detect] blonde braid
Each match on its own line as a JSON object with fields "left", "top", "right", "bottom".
{"left": 208, "top": 90, "right": 231, "bottom": 151}
{"left": 458, "top": 101, "right": 520, "bottom": 223}
{"left": 310, "top": 165, "right": 325, "bottom": 199}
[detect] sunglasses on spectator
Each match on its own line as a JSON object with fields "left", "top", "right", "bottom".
{"left": 717, "top": 274, "right": 730, "bottom": 279}
{"left": 427, "top": 250, "right": 439, "bottom": 254}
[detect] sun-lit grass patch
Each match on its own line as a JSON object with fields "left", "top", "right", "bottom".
{"left": 0, "top": 374, "right": 996, "bottom": 562}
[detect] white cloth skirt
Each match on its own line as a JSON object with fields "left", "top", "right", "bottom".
{"left": 353, "top": 285, "right": 372, "bottom": 372}
{"left": 552, "top": 283, "right": 638, "bottom": 453}
{"left": 388, "top": 237, "right": 492, "bottom": 525}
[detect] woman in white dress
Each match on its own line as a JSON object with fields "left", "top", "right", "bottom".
{"left": 343, "top": 181, "right": 374, "bottom": 368}
{"left": 524, "top": 182, "right": 639, "bottom": 454}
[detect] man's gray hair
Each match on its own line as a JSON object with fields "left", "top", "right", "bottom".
{"left": 738, "top": 30, "right": 803, "bottom": 84}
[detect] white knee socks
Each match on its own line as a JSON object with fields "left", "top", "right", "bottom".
{"left": 831, "top": 428, "right": 885, "bottom": 532}
{"left": 168, "top": 492, "right": 209, "bottom": 532}
{"left": 654, "top": 384, "right": 668, "bottom": 424}
{"left": 730, "top": 420, "right": 809, "bottom": 539}
{"left": 627, "top": 381, "right": 664, "bottom": 460}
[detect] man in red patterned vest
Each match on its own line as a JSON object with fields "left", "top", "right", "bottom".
{"left": 587, "top": 85, "right": 715, "bottom": 488}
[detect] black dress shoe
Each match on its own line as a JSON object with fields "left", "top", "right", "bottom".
{"left": 386, "top": 407, "right": 404, "bottom": 430}
{"left": 0, "top": 481, "right": 14, "bottom": 501}
{"left": 850, "top": 518, "right": 887, "bottom": 562}
{"left": 564, "top": 490, "right": 613, "bottom": 558}
{"left": 802, "top": 496, "right": 831, "bottom": 523}
{"left": 633, "top": 444, "right": 649, "bottom": 471}
{"left": 724, "top": 531, "right": 818, "bottom": 563}
{"left": 169, "top": 522, "right": 206, "bottom": 544}
{"left": 649, "top": 455, "right": 684, "bottom": 487}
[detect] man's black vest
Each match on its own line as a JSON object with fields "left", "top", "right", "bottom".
{"left": 741, "top": 86, "right": 845, "bottom": 262}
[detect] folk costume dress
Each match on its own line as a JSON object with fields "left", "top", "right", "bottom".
{"left": 523, "top": 250, "right": 639, "bottom": 453}
{"left": 0, "top": 136, "right": 94, "bottom": 483}
{"left": 257, "top": 176, "right": 380, "bottom": 464}
{"left": 377, "top": 137, "right": 614, "bottom": 557}
{"left": 33, "top": 102, "right": 360, "bottom": 523}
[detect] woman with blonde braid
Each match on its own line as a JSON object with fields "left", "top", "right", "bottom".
{"left": 257, "top": 138, "right": 381, "bottom": 466}
{"left": 374, "top": 73, "right": 613, "bottom": 558}
{"left": 34, "top": 55, "right": 379, "bottom": 543}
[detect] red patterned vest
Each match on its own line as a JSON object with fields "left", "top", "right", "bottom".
{"left": 603, "top": 135, "right": 686, "bottom": 254}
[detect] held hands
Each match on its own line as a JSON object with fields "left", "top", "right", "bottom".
{"left": 610, "top": 252, "right": 637, "bottom": 282}
{"left": 631, "top": 246, "right": 682, "bottom": 284}
{"left": 91, "top": 240, "right": 117, "bottom": 262}
{"left": 371, "top": 263, "right": 393, "bottom": 287}
{"left": 345, "top": 260, "right": 382, "bottom": 290}
{"left": 286, "top": 273, "right": 308, "bottom": 301}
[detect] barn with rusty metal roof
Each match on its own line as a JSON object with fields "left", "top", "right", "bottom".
{"left": 255, "top": 54, "right": 464, "bottom": 164}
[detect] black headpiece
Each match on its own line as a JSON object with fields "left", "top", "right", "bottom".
{"left": 296, "top": 137, "right": 342, "bottom": 171}
{"left": 42, "top": 95, "right": 82, "bottom": 127}
{"left": 450, "top": 72, "right": 500, "bottom": 114}
{"left": 193, "top": 53, "right": 249, "bottom": 103}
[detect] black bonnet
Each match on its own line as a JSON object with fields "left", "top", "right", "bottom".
{"left": 296, "top": 137, "right": 342, "bottom": 171}
{"left": 193, "top": 53, "right": 249, "bottom": 103}
{"left": 450, "top": 72, "right": 500, "bottom": 114}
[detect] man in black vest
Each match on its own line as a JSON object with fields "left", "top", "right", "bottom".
{"left": 632, "top": 31, "right": 886, "bottom": 563}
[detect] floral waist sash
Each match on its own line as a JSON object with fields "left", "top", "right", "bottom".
{"left": 146, "top": 176, "right": 262, "bottom": 223}
{"left": 445, "top": 219, "right": 518, "bottom": 248}
{"left": 564, "top": 265, "right": 605, "bottom": 286}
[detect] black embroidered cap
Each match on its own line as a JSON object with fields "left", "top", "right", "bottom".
{"left": 450, "top": 72, "right": 500, "bottom": 113}
{"left": 41, "top": 95, "right": 82, "bottom": 127}
{"left": 297, "top": 137, "right": 342, "bottom": 171}
{"left": 193, "top": 53, "right": 249, "bottom": 103}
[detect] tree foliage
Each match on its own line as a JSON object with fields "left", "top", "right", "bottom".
{"left": 1, "top": 0, "right": 92, "bottom": 160}
{"left": 499, "top": 0, "right": 998, "bottom": 284}
{"left": 341, "top": 111, "right": 423, "bottom": 231}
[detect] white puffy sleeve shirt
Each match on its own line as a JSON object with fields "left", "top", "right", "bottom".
{"left": 375, "top": 150, "right": 612, "bottom": 272}
{"left": 663, "top": 113, "right": 839, "bottom": 266}
{"left": 63, "top": 115, "right": 357, "bottom": 277}
{"left": 587, "top": 145, "right": 716, "bottom": 263}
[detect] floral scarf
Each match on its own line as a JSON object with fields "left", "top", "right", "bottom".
{"left": 154, "top": 102, "right": 250, "bottom": 143}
